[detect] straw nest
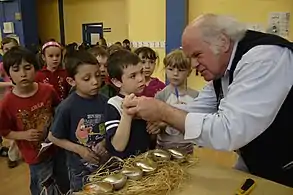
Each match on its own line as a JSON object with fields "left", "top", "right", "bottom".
{"left": 76, "top": 151, "right": 198, "bottom": 195}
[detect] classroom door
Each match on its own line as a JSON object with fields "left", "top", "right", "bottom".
{"left": 82, "top": 23, "right": 104, "bottom": 46}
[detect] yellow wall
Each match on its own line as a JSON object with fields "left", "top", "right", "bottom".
{"left": 36, "top": 0, "right": 60, "bottom": 43}
{"left": 126, "top": 0, "right": 166, "bottom": 82}
{"left": 187, "top": 0, "right": 293, "bottom": 90}
{"left": 36, "top": 0, "right": 166, "bottom": 83}
{"left": 36, "top": 0, "right": 293, "bottom": 90}
{"left": 189, "top": 0, "right": 293, "bottom": 41}
{"left": 63, "top": 0, "right": 128, "bottom": 44}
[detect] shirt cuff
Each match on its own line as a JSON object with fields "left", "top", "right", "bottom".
{"left": 184, "top": 112, "right": 205, "bottom": 140}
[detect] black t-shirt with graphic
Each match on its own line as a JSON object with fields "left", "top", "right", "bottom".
{"left": 51, "top": 92, "right": 108, "bottom": 172}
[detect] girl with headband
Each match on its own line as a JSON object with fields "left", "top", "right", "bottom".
{"left": 35, "top": 41, "right": 70, "bottom": 100}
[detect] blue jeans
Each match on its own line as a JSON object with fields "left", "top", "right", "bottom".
{"left": 29, "top": 157, "right": 57, "bottom": 195}
{"left": 29, "top": 151, "right": 70, "bottom": 195}
{"left": 68, "top": 167, "right": 90, "bottom": 192}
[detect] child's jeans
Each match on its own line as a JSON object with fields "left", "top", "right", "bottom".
{"left": 29, "top": 157, "right": 57, "bottom": 195}
{"left": 29, "top": 151, "right": 70, "bottom": 195}
{"left": 68, "top": 167, "right": 90, "bottom": 192}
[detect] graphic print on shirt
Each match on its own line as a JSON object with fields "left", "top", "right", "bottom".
{"left": 16, "top": 100, "right": 53, "bottom": 150}
{"left": 75, "top": 114, "right": 105, "bottom": 147}
{"left": 75, "top": 114, "right": 105, "bottom": 169}
{"left": 57, "top": 76, "right": 66, "bottom": 100}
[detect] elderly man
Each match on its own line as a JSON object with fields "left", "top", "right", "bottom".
{"left": 124, "top": 14, "right": 293, "bottom": 187}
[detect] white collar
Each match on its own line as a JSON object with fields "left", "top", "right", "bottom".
{"left": 224, "top": 41, "right": 238, "bottom": 75}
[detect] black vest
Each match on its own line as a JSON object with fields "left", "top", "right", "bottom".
{"left": 214, "top": 30, "right": 293, "bottom": 187}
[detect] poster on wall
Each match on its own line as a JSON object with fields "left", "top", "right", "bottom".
{"left": 90, "top": 33, "right": 100, "bottom": 45}
{"left": 268, "top": 12, "right": 290, "bottom": 38}
{"left": 3, "top": 22, "right": 14, "bottom": 34}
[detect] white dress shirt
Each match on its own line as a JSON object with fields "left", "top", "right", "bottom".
{"left": 181, "top": 43, "right": 293, "bottom": 157}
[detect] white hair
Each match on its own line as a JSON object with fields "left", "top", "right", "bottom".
{"left": 210, "top": 44, "right": 221, "bottom": 55}
{"left": 191, "top": 14, "right": 247, "bottom": 43}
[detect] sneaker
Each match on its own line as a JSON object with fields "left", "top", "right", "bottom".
{"left": 0, "top": 146, "right": 8, "bottom": 157}
{"left": 8, "top": 159, "right": 18, "bottom": 168}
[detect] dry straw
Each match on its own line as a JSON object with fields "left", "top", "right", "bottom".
{"left": 77, "top": 152, "right": 198, "bottom": 195}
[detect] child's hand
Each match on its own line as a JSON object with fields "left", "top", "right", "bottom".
{"left": 158, "top": 122, "right": 167, "bottom": 129}
{"left": 77, "top": 145, "right": 100, "bottom": 164}
{"left": 146, "top": 122, "right": 162, "bottom": 135}
{"left": 122, "top": 94, "right": 138, "bottom": 117}
{"left": 92, "top": 140, "right": 107, "bottom": 156}
{"left": 24, "top": 129, "right": 43, "bottom": 142}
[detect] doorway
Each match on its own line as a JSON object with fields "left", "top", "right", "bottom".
{"left": 82, "top": 22, "right": 104, "bottom": 46}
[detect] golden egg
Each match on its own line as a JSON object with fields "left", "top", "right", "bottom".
{"left": 121, "top": 167, "right": 143, "bottom": 180}
{"left": 83, "top": 182, "right": 113, "bottom": 193}
{"left": 134, "top": 158, "right": 158, "bottom": 174}
{"left": 103, "top": 173, "right": 127, "bottom": 190}
{"left": 168, "top": 149, "right": 186, "bottom": 160}
{"left": 151, "top": 149, "right": 171, "bottom": 161}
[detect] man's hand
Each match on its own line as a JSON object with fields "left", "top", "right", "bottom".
{"left": 124, "top": 96, "right": 165, "bottom": 122}
{"left": 77, "top": 145, "right": 100, "bottom": 164}
{"left": 24, "top": 129, "right": 43, "bottom": 142}
{"left": 146, "top": 122, "right": 162, "bottom": 135}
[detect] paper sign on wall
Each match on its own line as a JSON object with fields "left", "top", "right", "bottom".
{"left": 149, "top": 42, "right": 155, "bottom": 48}
{"left": 154, "top": 42, "right": 160, "bottom": 48}
{"left": 268, "top": 12, "right": 290, "bottom": 38}
{"left": 131, "top": 41, "right": 166, "bottom": 48}
{"left": 3, "top": 22, "right": 14, "bottom": 34}
{"left": 90, "top": 33, "right": 100, "bottom": 45}
{"left": 132, "top": 42, "right": 137, "bottom": 48}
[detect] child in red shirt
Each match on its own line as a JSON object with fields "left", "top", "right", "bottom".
{"left": 0, "top": 37, "right": 18, "bottom": 167}
{"left": 134, "top": 47, "right": 166, "bottom": 97}
{"left": 35, "top": 41, "right": 70, "bottom": 100}
{"left": 0, "top": 46, "right": 65, "bottom": 195}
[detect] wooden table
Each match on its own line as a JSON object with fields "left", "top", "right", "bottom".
{"left": 176, "top": 161, "right": 293, "bottom": 195}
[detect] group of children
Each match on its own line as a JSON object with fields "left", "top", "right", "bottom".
{"left": 0, "top": 37, "right": 198, "bottom": 195}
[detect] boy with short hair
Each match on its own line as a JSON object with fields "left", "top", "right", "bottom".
{"left": 0, "top": 46, "right": 61, "bottom": 195}
{"left": 0, "top": 38, "right": 18, "bottom": 164}
{"left": 88, "top": 46, "right": 109, "bottom": 85}
{"left": 87, "top": 46, "right": 118, "bottom": 98}
{"left": 87, "top": 46, "right": 120, "bottom": 99}
{"left": 49, "top": 50, "right": 108, "bottom": 192}
{"left": 105, "top": 49, "right": 154, "bottom": 159}
{"left": 1, "top": 37, "right": 18, "bottom": 53}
